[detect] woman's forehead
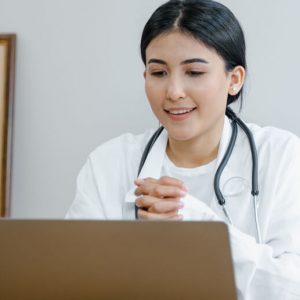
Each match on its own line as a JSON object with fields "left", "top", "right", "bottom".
{"left": 145, "top": 31, "right": 223, "bottom": 65}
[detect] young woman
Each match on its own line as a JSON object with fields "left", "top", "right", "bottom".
{"left": 66, "top": 0, "right": 300, "bottom": 298}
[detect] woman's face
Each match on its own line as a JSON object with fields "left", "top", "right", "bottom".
{"left": 144, "top": 31, "right": 239, "bottom": 143}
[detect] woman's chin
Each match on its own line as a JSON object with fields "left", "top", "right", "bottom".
{"left": 166, "top": 128, "right": 196, "bottom": 142}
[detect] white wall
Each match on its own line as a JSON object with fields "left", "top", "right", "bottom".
{"left": 0, "top": 0, "right": 299, "bottom": 218}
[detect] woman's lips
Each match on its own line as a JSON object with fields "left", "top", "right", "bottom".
{"left": 164, "top": 107, "right": 197, "bottom": 121}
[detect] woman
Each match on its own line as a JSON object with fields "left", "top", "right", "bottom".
{"left": 66, "top": 0, "right": 300, "bottom": 299}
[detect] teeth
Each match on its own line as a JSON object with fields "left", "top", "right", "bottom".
{"left": 169, "top": 108, "right": 194, "bottom": 115}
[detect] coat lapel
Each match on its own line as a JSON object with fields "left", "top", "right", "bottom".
{"left": 123, "top": 128, "right": 168, "bottom": 219}
{"left": 137, "top": 129, "right": 169, "bottom": 180}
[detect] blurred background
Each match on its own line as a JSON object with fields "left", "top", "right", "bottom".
{"left": 0, "top": 0, "right": 299, "bottom": 218}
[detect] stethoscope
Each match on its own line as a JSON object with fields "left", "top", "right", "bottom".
{"left": 135, "top": 107, "right": 262, "bottom": 243}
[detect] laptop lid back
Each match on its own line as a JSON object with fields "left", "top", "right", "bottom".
{"left": 0, "top": 220, "right": 237, "bottom": 300}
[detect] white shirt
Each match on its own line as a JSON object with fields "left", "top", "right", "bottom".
{"left": 66, "top": 116, "right": 300, "bottom": 300}
{"left": 161, "top": 153, "right": 216, "bottom": 207}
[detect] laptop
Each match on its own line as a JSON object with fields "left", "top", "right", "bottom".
{"left": 0, "top": 220, "right": 237, "bottom": 300}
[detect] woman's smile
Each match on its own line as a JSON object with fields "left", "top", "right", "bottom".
{"left": 164, "top": 107, "right": 197, "bottom": 121}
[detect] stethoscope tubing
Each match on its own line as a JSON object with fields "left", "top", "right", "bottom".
{"left": 135, "top": 107, "right": 262, "bottom": 243}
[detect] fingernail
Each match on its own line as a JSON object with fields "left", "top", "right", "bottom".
{"left": 135, "top": 178, "right": 144, "bottom": 185}
{"left": 181, "top": 184, "right": 188, "bottom": 191}
{"left": 180, "top": 190, "right": 187, "bottom": 197}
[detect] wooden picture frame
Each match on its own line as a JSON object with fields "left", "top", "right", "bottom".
{"left": 0, "top": 34, "right": 16, "bottom": 217}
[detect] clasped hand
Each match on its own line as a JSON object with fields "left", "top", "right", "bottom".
{"left": 134, "top": 176, "right": 187, "bottom": 220}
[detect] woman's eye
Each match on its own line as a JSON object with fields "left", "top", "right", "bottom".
{"left": 150, "top": 71, "right": 167, "bottom": 77}
{"left": 187, "top": 71, "right": 205, "bottom": 77}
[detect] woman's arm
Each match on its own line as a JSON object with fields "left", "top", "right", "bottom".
{"left": 65, "top": 158, "right": 106, "bottom": 219}
{"left": 135, "top": 175, "right": 300, "bottom": 300}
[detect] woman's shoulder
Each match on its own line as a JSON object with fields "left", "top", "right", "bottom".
{"left": 246, "top": 122, "right": 300, "bottom": 154}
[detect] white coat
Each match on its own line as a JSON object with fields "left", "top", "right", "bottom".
{"left": 66, "top": 116, "right": 300, "bottom": 300}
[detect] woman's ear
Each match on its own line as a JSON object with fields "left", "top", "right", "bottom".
{"left": 143, "top": 70, "right": 147, "bottom": 79}
{"left": 228, "top": 66, "right": 246, "bottom": 96}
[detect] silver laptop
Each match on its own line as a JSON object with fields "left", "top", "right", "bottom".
{"left": 0, "top": 220, "right": 237, "bottom": 299}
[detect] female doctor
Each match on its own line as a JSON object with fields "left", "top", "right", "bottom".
{"left": 66, "top": 0, "right": 300, "bottom": 299}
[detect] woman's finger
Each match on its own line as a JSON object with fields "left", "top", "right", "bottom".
{"left": 167, "top": 214, "right": 184, "bottom": 221}
{"left": 134, "top": 182, "right": 155, "bottom": 196}
{"left": 148, "top": 199, "right": 184, "bottom": 213}
{"left": 135, "top": 182, "right": 186, "bottom": 198}
{"left": 135, "top": 196, "right": 184, "bottom": 213}
{"left": 134, "top": 177, "right": 157, "bottom": 186}
{"left": 137, "top": 209, "right": 180, "bottom": 220}
{"left": 152, "top": 185, "right": 187, "bottom": 198}
{"left": 135, "top": 176, "right": 187, "bottom": 191}
{"left": 158, "top": 176, "right": 188, "bottom": 191}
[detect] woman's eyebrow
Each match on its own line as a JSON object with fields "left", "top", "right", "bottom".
{"left": 147, "top": 58, "right": 209, "bottom": 65}
{"left": 181, "top": 58, "right": 209, "bottom": 64}
{"left": 148, "top": 58, "right": 167, "bottom": 65}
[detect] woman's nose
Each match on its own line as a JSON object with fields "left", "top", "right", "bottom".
{"left": 166, "top": 77, "right": 186, "bottom": 101}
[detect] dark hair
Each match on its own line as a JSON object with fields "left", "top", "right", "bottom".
{"left": 140, "top": 0, "right": 246, "bottom": 106}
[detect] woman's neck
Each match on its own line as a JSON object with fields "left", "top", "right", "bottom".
{"left": 166, "top": 122, "right": 224, "bottom": 168}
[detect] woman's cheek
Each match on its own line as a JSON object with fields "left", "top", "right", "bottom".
{"left": 145, "top": 84, "right": 161, "bottom": 118}
{"left": 146, "top": 81, "right": 164, "bottom": 104}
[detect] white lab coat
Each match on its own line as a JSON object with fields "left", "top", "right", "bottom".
{"left": 66, "top": 117, "right": 300, "bottom": 300}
